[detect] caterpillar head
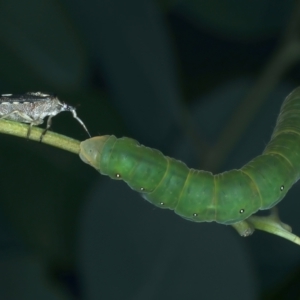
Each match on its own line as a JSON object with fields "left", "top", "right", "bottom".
{"left": 80, "top": 136, "right": 111, "bottom": 169}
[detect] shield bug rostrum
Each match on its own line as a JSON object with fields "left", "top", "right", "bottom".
{"left": 0, "top": 92, "right": 91, "bottom": 141}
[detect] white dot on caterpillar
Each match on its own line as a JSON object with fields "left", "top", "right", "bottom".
{"left": 160, "top": 202, "right": 164, "bottom": 206}
{"left": 140, "top": 187, "right": 144, "bottom": 191}
{"left": 239, "top": 209, "right": 245, "bottom": 214}
{"left": 280, "top": 185, "right": 284, "bottom": 191}
{"left": 116, "top": 173, "right": 121, "bottom": 178}
{"left": 193, "top": 213, "right": 198, "bottom": 217}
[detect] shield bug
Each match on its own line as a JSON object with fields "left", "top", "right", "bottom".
{"left": 0, "top": 92, "right": 91, "bottom": 141}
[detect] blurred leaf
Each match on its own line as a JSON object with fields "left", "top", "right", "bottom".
{"left": 0, "top": 0, "right": 88, "bottom": 91}
{"left": 65, "top": 0, "right": 186, "bottom": 149}
{"left": 0, "top": 133, "right": 88, "bottom": 268}
{"left": 0, "top": 255, "right": 71, "bottom": 300}
{"left": 173, "top": 0, "right": 294, "bottom": 40}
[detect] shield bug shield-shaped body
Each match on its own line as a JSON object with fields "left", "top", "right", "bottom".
{"left": 0, "top": 92, "right": 90, "bottom": 140}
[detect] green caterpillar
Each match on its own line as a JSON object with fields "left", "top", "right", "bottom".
{"left": 79, "top": 87, "right": 300, "bottom": 243}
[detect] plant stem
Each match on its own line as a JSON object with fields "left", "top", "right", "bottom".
{"left": 0, "top": 119, "right": 80, "bottom": 154}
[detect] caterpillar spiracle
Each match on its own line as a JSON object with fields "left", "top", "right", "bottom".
{"left": 79, "top": 87, "right": 300, "bottom": 243}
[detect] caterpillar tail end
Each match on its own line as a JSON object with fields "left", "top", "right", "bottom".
{"left": 233, "top": 208, "right": 300, "bottom": 246}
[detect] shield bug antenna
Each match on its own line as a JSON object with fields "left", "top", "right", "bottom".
{"left": 0, "top": 92, "right": 91, "bottom": 141}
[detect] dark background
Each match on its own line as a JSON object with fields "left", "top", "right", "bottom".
{"left": 0, "top": 0, "right": 299, "bottom": 299}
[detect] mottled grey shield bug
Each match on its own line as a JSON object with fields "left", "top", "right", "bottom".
{"left": 0, "top": 92, "right": 91, "bottom": 141}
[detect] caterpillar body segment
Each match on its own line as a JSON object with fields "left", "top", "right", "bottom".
{"left": 79, "top": 87, "right": 300, "bottom": 243}
{"left": 79, "top": 136, "right": 285, "bottom": 225}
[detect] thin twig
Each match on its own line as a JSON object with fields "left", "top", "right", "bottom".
{"left": 0, "top": 119, "right": 80, "bottom": 154}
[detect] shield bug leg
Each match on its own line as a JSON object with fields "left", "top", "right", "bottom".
{"left": 0, "top": 110, "right": 34, "bottom": 123}
{"left": 0, "top": 110, "right": 44, "bottom": 139}
{"left": 0, "top": 110, "right": 36, "bottom": 138}
{"left": 27, "top": 119, "right": 44, "bottom": 139}
{"left": 39, "top": 115, "right": 54, "bottom": 142}
{"left": 27, "top": 123, "right": 34, "bottom": 139}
